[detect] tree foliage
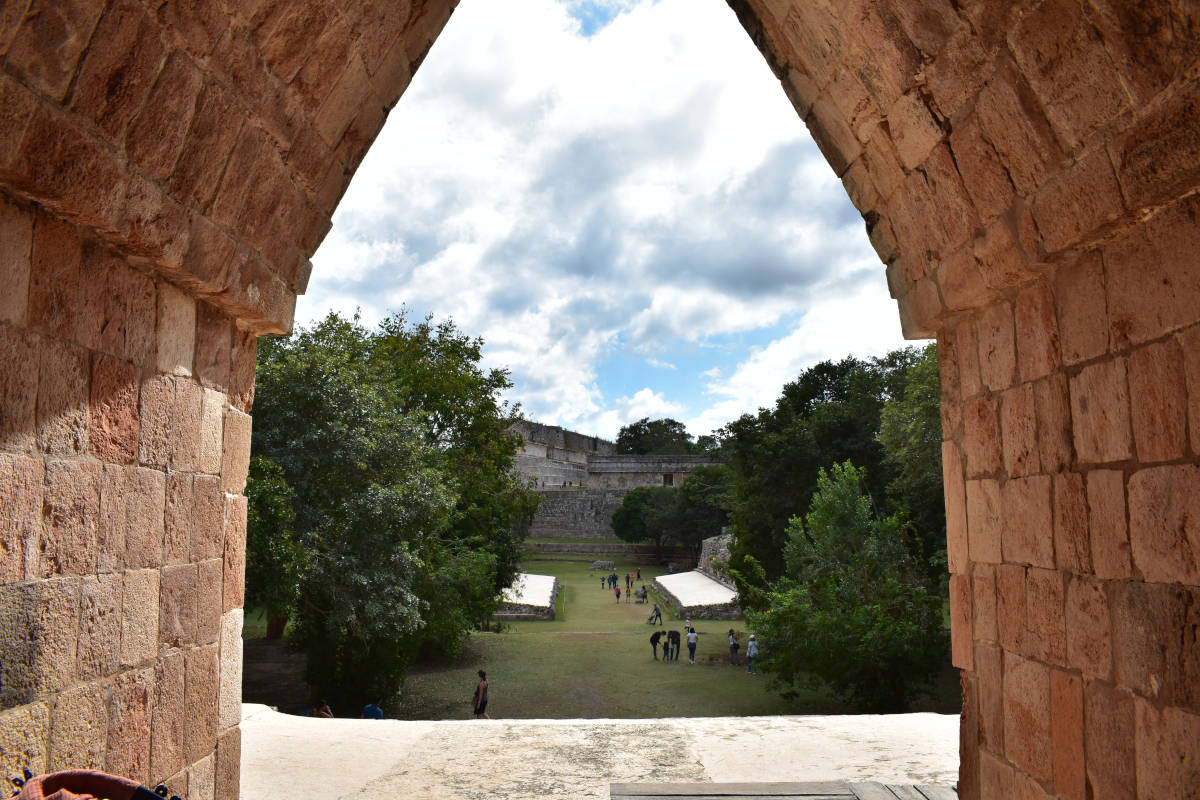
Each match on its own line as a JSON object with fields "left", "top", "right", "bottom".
{"left": 248, "top": 311, "right": 540, "bottom": 706}
{"left": 615, "top": 417, "right": 695, "bottom": 454}
{"left": 245, "top": 456, "right": 304, "bottom": 637}
{"left": 745, "top": 462, "right": 946, "bottom": 712}
{"left": 610, "top": 464, "right": 732, "bottom": 556}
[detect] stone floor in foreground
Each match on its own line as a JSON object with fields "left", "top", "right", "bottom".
{"left": 610, "top": 781, "right": 957, "bottom": 799}
{"left": 239, "top": 704, "right": 959, "bottom": 800}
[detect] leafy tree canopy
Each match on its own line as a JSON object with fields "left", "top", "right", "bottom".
{"left": 745, "top": 462, "right": 946, "bottom": 712}
{"left": 610, "top": 464, "right": 732, "bottom": 556}
{"left": 616, "top": 417, "right": 695, "bottom": 454}
{"left": 248, "top": 311, "right": 540, "bottom": 707}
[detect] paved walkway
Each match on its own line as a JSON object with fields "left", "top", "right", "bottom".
{"left": 502, "top": 572, "right": 558, "bottom": 607}
{"left": 240, "top": 705, "right": 959, "bottom": 800}
{"left": 656, "top": 571, "right": 737, "bottom": 607}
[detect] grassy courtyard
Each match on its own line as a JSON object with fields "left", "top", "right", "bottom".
{"left": 394, "top": 558, "right": 959, "bottom": 720}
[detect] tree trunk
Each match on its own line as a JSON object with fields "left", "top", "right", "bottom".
{"left": 267, "top": 615, "right": 288, "bottom": 639}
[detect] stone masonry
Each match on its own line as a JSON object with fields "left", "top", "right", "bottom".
{"left": 0, "top": 1, "right": 1197, "bottom": 798}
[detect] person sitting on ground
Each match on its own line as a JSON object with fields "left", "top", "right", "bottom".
{"left": 361, "top": 699, "right": 384, "bottom": 719}
{"left": 314, "top": 699, "right": 333, "bottom": 718}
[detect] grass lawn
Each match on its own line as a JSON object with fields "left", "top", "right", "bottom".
{"left": 395, "top": 558, "right": 960, "bottom": 720}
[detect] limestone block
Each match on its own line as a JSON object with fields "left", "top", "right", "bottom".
{"left": 168, "top": 82, "right": 243, "bottom": 211}
{"left": 121, "top": 175, "right": 190, "bottom": 266}
{"left": 124, "top": 466, "right": 165, "bottom": 569}
{"left": 941, "top": 441, "right": 967, "bottom": 574}
{"left": 1083, "top": 680, "right": 1136, "bottom": 798}
{"left": 1113, "top": 582, "right": 1200, "bottom": 714}
{"left": 1033, "top": 374, "right": 1072, "bottom": 474}
{"left": 170, "top": 378, "right": 202, "bottom": 472}
{"left": 156, "top": 282, "right": 195, "bottom": 377}
{"left": 138, "top": 374, "right": 174, "bottom": 468}
{"left": 89, "top": 352, "right": 140, "bottom": 463}
{"left": 1127, "top": 338, "right": 1187, "bottom": 464}
{"left": 1024, "top": 568, "right": 1066, "bottom": 666}
{"left": 1135, "top": 700, "right": 1200, "bottom": 800}
{"left": 0, "top": 702, "right": 48, "bottom": 781}
{"left": 48, "top": 683, "right": 107, "bottom": 771}
{"left": 976, "top": 301, "right": 1016, "bottom": 393}
{"left": 0, "top": 196, "right": 32, "bottom": 324}
{"left": 975, "top": 642, "right": 1003, "bottom": 753}
{"left": 218, "top": 609, "right": 243, "bottom": 731}
{"left": 937, "top": 247, "right": 990, "bottom": 312}
{"left": 179, "top": 216, "right": 237, "bottom": 296}
{"left": 1065, "top": 575, "right": 1111, "bottom": 681}
{"left": 1049, "top": 670, "right": 1085, "bottom": 800}
{"left": 1069, "top": 358, "right": 1133, "bottom": 464}
{"left": 196, "top": 559, "right": 223, "bottom": 645}
{"left": 41, "top": 459, "right": 101, "bottom": 577}
{"left": 1031, "top": 146, "right": 1125, "bottom": 254}
{"left": 1104, "top": 194, "right": 1200, "bottom": 349}
{"left": 1051, "top": 473, "right": 1089, "bottom": 574}
{"left": 191, "top": 475, "right": 224, "bottom": 562}
{"left": 972, "top": 69, "right": 1063, "bottom": 198}
{"left": 106, "top": 667, "right": 153, "bottom": 785}
{"left": 69, "top": 0, "right": 163, "bottom": 139}
{"left": 1127, "top": 464, "right": 1200, "bottom": 586}
{"left": 215, "top": 727, "right": 240, "bottom": 800}
{"left": 184, "top": 644, "right": 219, "bottom": 764}
{"left": 954, "top": 318, "right": 983, "bottom": 400}
{"left": 0, "top": 452, "right": 43, "bottom": 583}
{"left": 163, "top": 473, "right": 192, "bottom": 566}
{"left": 217, "top": 256, "right": 294, "bottom": 336}
{"left": 1053, "top": 252, "right": 1108, "bottom": 365}
{"left": 1008, "top": 0, "right": 1130, "bottom": 149}
{"left": 195, "top": 304, "right": 232, "bottom": 393}
{"left": 1003, "top": 652, "right": 1052, "bottom": 782}
{"left": 927, "top": 24, "right": 993, "bottom": 123}
{"left": 222, "top": 496, "right": 247, "bottom": 613}
{"left": 184, "top": 754, "right": 214, "bottom": 800}
{"left": 0, "top": 75, "right": 37, "bottom": 171}
{"left": 1014, "top": 283, "right": 1059, "bottom": 383}
{"left": 948, "top": 574, "right": 973, "bottom": 670}
{"left": 151, "top": 651, "right": 185, "bottom": 782}
{"left": 806, "top": 95, "right": 860, "bottom": 177}
{"left": 120, "top": 568, "right": 159, "bottom": 668}
{"left": 1000, "top": 476, "right": 1053, "bottom": 570}
{"left": 159, "top": 563, "right": 198, "bottom": 649}
{"left": 965, "top": 479, "right": 1002, "bottom": 564}
{"left": 317, "top": 53, "right": 374, "bottom": 149}
{"left": 221, "top": 407, "right": 251, "bottom": 493}
{"left": 126, "top": 51, "right": 202, "bottom": 181}
{"left": 98, "top": 463, "right": 128, "bottom": 572}
{"left": 4, "top": 0, "right": 105, "bottom": 101}
{"left": 1086, "top": 469, "right": 1131, "bottom": 580}
{"left": 78, "top": 572, "right": 122, "bottom": 680}
{"left": 1111, "top": 77, "right": 1200, "bottom": 210}
{"left": 974, "top": 221, "right": 1033, "bottom": 293}
{"left": 887, "top": 90, "right": 942, "bottom": 170}
{"left": 962, "top": 395, "right": 1001, "bottom": 478}
{"left": 972, "top": 564, "right": 998, "bottom": 644}
{"left": 12, "top": 107, "right": 127, "bottom": 232}
{"left": 0, "top": 325, "right": 38, "bottom": 453}
{"left": 36, "top": 337, "right": 89, "bottom": 457}
{"left": 999, "top": 383, "right": 1037, "bottom": 478}
{"left": 199, "top": 388, "right": 225, "bottom": 475}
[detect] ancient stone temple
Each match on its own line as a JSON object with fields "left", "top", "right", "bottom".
{"left": 0, "top": 2, "right": 1196, "bottom": 798}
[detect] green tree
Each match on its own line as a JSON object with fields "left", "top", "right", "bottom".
{"left": 611, "top": 486, "right": 676, "bottom": 554}
{"left": 610, "top": 465, "right": 732, "bottom": 557}
{"left": 723, "top": 353, "right": 920, "bottom": 595}
{"left": 616, "top": 417, "right": 694, "bottom": 454}
{"left": 746, "top": 462, "right": 946, "bottom": 712}
{"left": 244, "top": 456, "right": 305, "bottom": 638}
{"left": 249, "top": 311, "right": 540, "bottom": 707}
{"left": 878, "top": 342, "right": 944, "bottom": 568}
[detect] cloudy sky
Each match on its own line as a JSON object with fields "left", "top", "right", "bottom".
{"left": 300, "top": 0, "right": 913, "bottom": 439}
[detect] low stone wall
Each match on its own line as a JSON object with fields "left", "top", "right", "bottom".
{"left": 652, "top": 577, "right": 742, "bottom": 620}
{"left": 495, "top": 578, "right": 560, "bottom": 621}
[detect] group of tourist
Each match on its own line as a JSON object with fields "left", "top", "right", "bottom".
{"left": 604, "top": 571, "right": 650, "bottom": 603}
{"left": 648, "top": 625, "right": 759, "bottom": 672}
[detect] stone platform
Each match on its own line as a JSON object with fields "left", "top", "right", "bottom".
{"left": 654, "top": 571, "right": 740, "bottom": 619}
{"left": 240, "top": 705, "right": 959, "bottom": 799}
{"left": 496, "top": 573, "right": 561, "bottom": 620}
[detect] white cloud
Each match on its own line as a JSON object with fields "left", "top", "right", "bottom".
{"left": 301, "top": 0, "right": 910, "bottom": 441}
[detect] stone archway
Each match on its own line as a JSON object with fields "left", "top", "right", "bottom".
{"left": 0, "top": 1, "right": 1196, "bottom": 797}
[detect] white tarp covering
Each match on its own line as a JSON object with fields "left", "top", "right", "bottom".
{"left": 501, "top": 573, "right": 557, "bottom": 608}
{"left": 656, "top": 570, "right": 737, "bottom": 607}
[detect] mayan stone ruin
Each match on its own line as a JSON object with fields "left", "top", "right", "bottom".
{"left": 0, "top": 1, "right": 1197, "bottom": 798}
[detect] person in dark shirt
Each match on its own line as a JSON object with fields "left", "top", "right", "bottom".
{"left": 473, "top": 670, "right": 489, "bottom": 718}
{"left": 361, "top": 699, "right": 384, "bottom": 719}
{"left": 666, "top": 629, "right": 681, "bottom": 661}
{"left": 650, "top": 630, "right": 664, "bottom": 660}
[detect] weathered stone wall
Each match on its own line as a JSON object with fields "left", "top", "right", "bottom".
{"left": 1, "top": 0, "right": 1197, "bottom": 797}
{"left": 528, "top": 488, "right": 628, "bottom": 539}
{"left": 697, "top": 534, "right": 734, "bottom": 588}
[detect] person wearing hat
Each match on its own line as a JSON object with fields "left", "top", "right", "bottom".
{"left": 746, "top": 634, "right": 759, "bottom": 674}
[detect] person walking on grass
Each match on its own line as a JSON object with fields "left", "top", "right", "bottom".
{"left": 615, "top": 585, "right": 621, "bottom": 603}
{"left": 473, "top": 670, "right": 489, "bottom": 718}
{"left": 728, "top": 629, "right": 740, "bottom": 666}
{"left": 687, "top": 627, "right": 699, "bottom": 664}
{"left": 650, "top": 603, "right": 663, "bottom": 625}
{"left": 746, "top": 634, "right": 759, "bottom": 674}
